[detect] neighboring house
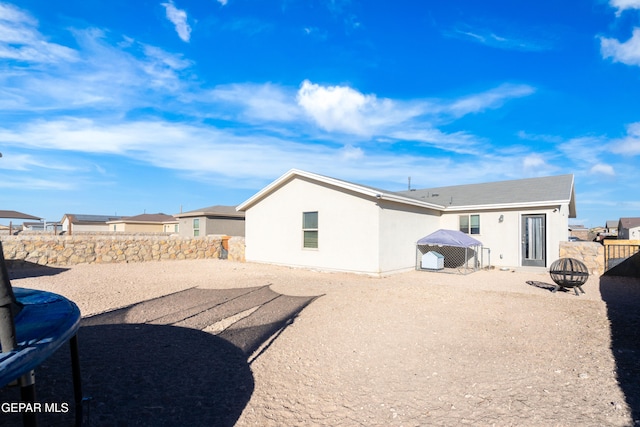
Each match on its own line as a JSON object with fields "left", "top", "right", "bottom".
{"left": 23, "top": 221, "right": 62, "bottom": 232}
{"left": 236, "top": 169, "right": 576, "bottom": 275}
{"left": 568, "top": 224, "right": 589, "bottom": 241}
{"left": 173, "top": 205, "right": 245, "bottom": 237}
{"left": 605, "top": 220, "right": 619, "bottom": 236}
{"left": 618, "top": 217, "right": 640, "bottom": 240}
{"left": 106, "top": 213, "right": 178, "bottom": 233}
{"left": 61, "top": 214, "right": 123, "bottom": 234}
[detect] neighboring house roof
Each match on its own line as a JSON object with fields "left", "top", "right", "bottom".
{"left": 237, "top": 169, "right": 446, "bottom": 212}
{"left": 174, "top": 205, "right": 245, "bottom": 219}
{"left": 62, "top": 214, "right": 123, "bottom": 224}
{"left": 397, "top": 174, "right": 575, "bottom": 214}
{"left": 606, "top": 220, "right": 618, "bottom": 229}
{"left": 619, "top": 217, "right": 640, "bottom": 229}
{"left": 237, "top": 169, "right": 576, "bottom": 217}
{"left": 107, "top": 213, "right": 177, "bottom": 224}
{"left": 0, "top": 210, "right": 41, "bottom": 220}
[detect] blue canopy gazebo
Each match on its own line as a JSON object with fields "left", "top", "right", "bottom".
{"left": 416, "top": 229, "right": 484, "bottom": 274}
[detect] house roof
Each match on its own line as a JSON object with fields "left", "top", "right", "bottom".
{"left": 0, "top": 210, "right": 41, "bottom": 220}
{"left": 396, "top": 174, "right": 575, "bottom": 214}
{"left": 63, "top": 214, "right": 123, "bottom": 224}
{"left": 619, "top": 217, "right": 640, "bottom": 229}
{"left": 174, "top": 205, "right": 245, "bottom": 219}
{"left": 107, "top": 213, "right": 178, "bottom": 224}
{"left": 606, "top": 220, "right": 619, "bottom": 228}
{"left": 237, "top": 169, "right": 576, "bottom": 216}
{"left": 237, "top": 169, "right": 446, "bottom": 212}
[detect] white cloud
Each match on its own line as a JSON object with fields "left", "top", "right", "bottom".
{"left": 0, "top": 28, "right": 192, "bottom": 112}
{"left": 610, "top": 0, "right": 640, "bottom": 15}
{"left": 600, "top": 28, "right": 640, "bottom": 66}
{"left": 445, "top": 24, "right": 552, "bottom": 52}
{"left": 0, "top": 117, "right": 559, "bottom": 191}
{"left": 161, "top": 1, "right": 191, "bottom": 42}
{"left": 340, "top": 145, "right": 364, "bottom": 161}
{"left": 296, "top": 80, "right": 423, "bottom": 136}
{"left": 0, "top": 2, "right": 78, "bottom": 63}
{"left": 217, "top": 0, "right": 228, "bottom": 5}
{"left": 388, "top": 128, "right": 481, "bottom": 155}
{"left": 589, "top": 163, "right": 616, "bottom": 175}
{"left": 522, "top": 154, "right": 550, "bottom": 170}
{"left": 210, "top": 83, "right": 302, "bottom": 122}
{"left": 610, "top": 122, "right": 640, "bottom": 155}
{"left": 446, "top": 84, "right": 535, "bottom": 117}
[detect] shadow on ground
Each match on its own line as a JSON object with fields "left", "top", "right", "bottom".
{"left": 0, "top": 286, "right": 319, "bottom": 426}
{"left": 6, "top": 260, "right": 68, "bottom": 279}
{"left": 600, "top": 275, "right": 640, "bottom": 424}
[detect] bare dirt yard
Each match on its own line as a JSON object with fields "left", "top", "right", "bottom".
{"left": 2, "top": 259, "right": 639, "bottom": 426}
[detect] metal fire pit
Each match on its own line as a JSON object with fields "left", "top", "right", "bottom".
{"left": 549, "top": 258, "right": 589, "bottom": 296}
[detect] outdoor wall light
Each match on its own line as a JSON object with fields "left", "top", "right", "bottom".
{"left": 498, "top": 215, "right": 504, "bottom": 222}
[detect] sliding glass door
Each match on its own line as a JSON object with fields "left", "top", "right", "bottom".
{"left": 521, "top": 214, "right": 546, "bottom": 267}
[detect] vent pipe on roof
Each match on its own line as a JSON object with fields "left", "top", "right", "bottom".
{"left": 408, "top": 176, "right": 411, "bottom": 191}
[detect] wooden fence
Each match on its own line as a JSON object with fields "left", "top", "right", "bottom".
{"left": 604, "top": 240, "right": 640, "bottom": 271}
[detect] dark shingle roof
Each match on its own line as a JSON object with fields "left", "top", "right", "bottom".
{"left": 113, "top": 213, "right": 177, "bottom": 223}
{"left": 619, "top": 217, "right": 640, "bottom": 229}
{"left": 174, "top": 205, "right": 245, "bottom": 219}
{"left": 64, "top": 214, "right": 123, "bottom": 224}
{"left": 396, "top": 174, "right": 574, "bottom": 208}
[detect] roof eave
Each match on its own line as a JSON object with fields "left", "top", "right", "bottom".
{"left": 237, "top": 169, "right": 446, "bottom": 211}
{"left": 442, "top": 200, "right": 572, "bottom": 212}
{"left": 174, "top": 211, "right": 245, "bottom": 219}
{"left": 378, "top": 194, "right": 445, "bottom": 210}
{"left": 237, "top": 169, "right": 380, "bottom": 211}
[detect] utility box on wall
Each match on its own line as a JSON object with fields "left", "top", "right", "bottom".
{"left": 421, "top": 251, "right": 444, "bottom": 270}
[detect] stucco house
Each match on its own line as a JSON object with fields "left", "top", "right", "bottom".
{"left": 173, "top": 205, "right": 245, "bottom": 237}
{"left": 618, "top": 217, "right": 640, "bottom": 240}
{"left": 237, "top": 169, "right": 576, "bottom": 275}
{"left": 605, "top": 220, "right": 619, "bottom": 236}
{"left": 61, "top": 214, "right": 123, "bottom": 234}
{"left": 106, "top": 213, "right": 178, "bottom": 233}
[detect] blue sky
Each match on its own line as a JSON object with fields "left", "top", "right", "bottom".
{"left": 1, "top": 0, "right": 639, "bottom": 227}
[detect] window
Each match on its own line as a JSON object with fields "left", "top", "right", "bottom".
{"left": 459, "top": 214, "right": 480, "bottom": 234}
{"left": 193, "top": 218, "right": 200, "bottom": 237}
{"left": 302, "top": 211, "right": 318, "bottom": 249}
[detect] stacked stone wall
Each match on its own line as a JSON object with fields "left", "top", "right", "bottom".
{"left": 559, "top": 241, "right": 604, "bottom": 276}
{"left": 0, "top": 234, "right": 245, "bottom": 267}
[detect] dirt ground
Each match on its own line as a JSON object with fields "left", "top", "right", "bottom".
{"left": 2, "top": 259, "right": 639, "bottom": 426}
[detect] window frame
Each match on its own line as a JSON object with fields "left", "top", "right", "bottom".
{"left": 193, "top": 218, "right": 200, "bottom": 237}
{"left": 459, "top": 214, "right": 480, "bottom": 235}
{"left": 302, "top": 211, "right": 319, "bottom": 249}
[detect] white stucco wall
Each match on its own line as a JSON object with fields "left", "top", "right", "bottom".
{"left": 244, "top": 177, "right": 382, "bottom": 274}
{"left": 439, "top": 206, "right": 568, "bottom": 268}
{"left": 378, "top": 201, "right": 440, "bottom": 273}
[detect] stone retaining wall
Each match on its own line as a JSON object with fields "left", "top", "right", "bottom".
{"left": 559, "top": 241, "right": 604, "bottom": 276}
{"left": 0, "top": 234, "right": 245, "bottom": 267}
